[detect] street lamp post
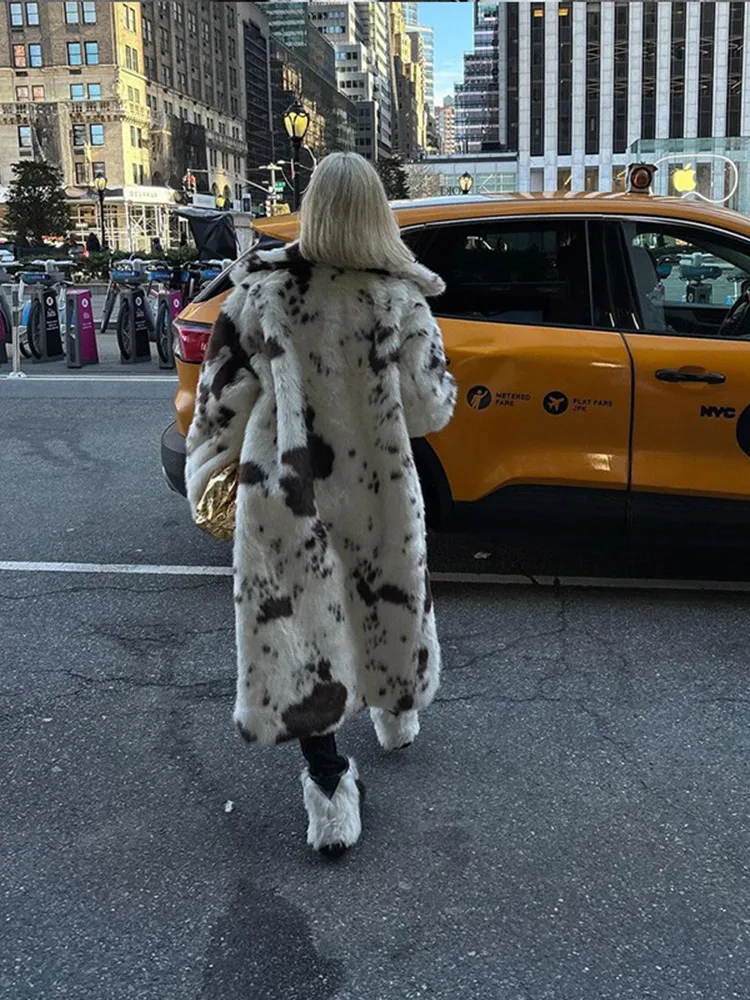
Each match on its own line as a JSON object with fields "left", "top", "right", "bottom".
{"left": 283, "top": 100, "right": 310, "bottom": 212}
{"left": 93, "top": 173, "right": 108, "bottom": 248}
{"left": 459, "top": 171, "right": 474, "bottom": 196}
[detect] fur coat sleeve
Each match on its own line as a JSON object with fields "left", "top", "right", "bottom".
{"left": 399, "top": 294, "right": 456, "bottom": 439}
{"left": 185, "top": 244, "right": 456, "bottom": 746}
{"left": 184, "top": 283, "right": 261, "bottom": 515}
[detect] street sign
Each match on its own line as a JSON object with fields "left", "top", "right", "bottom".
{"left": 275, "top": 181, "right": 285, "bottom": 192}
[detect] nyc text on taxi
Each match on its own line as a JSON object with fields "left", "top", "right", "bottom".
{"left": 162, "top": 175, "right": 750, "bottom": 533}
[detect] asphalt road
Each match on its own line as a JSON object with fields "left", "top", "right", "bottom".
{"left": 2, "top": 376, "right": 750, "bottom": 1000}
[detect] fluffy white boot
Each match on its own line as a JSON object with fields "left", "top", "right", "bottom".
{"left": 301, "top": 757, "right": 363, "bottom": 857}
{"left": 370, "top": 708, "right": 420, "bottom": 751}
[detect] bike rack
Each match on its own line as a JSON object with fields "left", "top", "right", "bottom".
{"left": 25, "top": 272, "right": 64, "bottom": 363}
{"left": 65, "top": 289, "right": 99, "bottom": 368}
{"left": 118, "top": 286, "right": 152, "bottom": 364}
{"left": 156, "top": 289, "right": 183, "bottom": 370}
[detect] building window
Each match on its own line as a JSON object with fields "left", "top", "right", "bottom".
{"left": 506, "top": 2, "right": 519, "bottom": 152}
{"left": 13, "top": 44, "right": 27, "bottom": 68}
{"left": 530, "top": 5, "right": 545, "bottom": 156}
{"left": 16, "top": 85, "right": 29, "bottom": 101}
{"left": 727, "top": 1, "right": 745, "bottom": 137}
{"left": 202, "top": 21, "right": 210, "bottom": 44}
{"left": 162, "top": 65, "right": 172, "bottom": 87}
{"left": 72, "top": 124, "right": 86, "bottom": 147}
{"left": 28, "top": 42, "right": 42, "bottom": 66}
{"left": 82, "top": 2, "right": 96, "bottom": 24}
{"left": 669, "top": 2, "right": 687, "bottom": 139}
{"left": 613, "top": 1, "right": 629, "bottom": 153}
{"left": 142, "top": 16, "right": 152, "bottom": 44}
{"left": 176, "top": 37, "right": 185, "bottom": 61}
{"left": 32, "top": 85, "right": 44, "bottom": 102}
{"left": 85, "top": 42, "right": 99, "bottom": 66}
{"left": 557, "top": 3, "right": 572, "bottom": 156}
{"left": 123, "top": 5, "right": 136, "bottom": 32}
{"left": 173, "top": 1, "right": 183, "bottom": 25}
{"left": 90, "top": 123, "right": 105, "bottom": 146}
{"left": 585, "top": 3, "right": 601, "bottom": 155}
{"left": 25, "top": 2, "right": 38, "bottom": 25}
{"left": 68, "top": 42, "right": 82, "bottom": 67}
{"left": 18, "top": 125, "right": 32, "bottom": 148}
{"left": 130, "top": 125, "right": 142, "bottom": 147}
{"left": 641, "top": 1, "right": 657, "bottom": 141}
{"left": 64, "top": 1, "right": 79, "bottom": 24}
{"left": 132, "top": 163, "right": 145, "bottom": 184}
{"left": 178, "top": 72, "right": 187, "bottom": 92}
{"left": 10, "top": 4, "right": 23, "bottom": 28}
{"left": 88, "top": 83, "right": 101, "bottom": 100}
{"left": 75, "top": 162, "right": 88, "bottom": 185}
{"left": 698, "top": 2, "right": 715, "bottom": 138}
{"left": 188, "top": 10, "right": 197, "bottom": 34}
{"left": 70, "top": 83, "right": 85, "bottom": 101}
{"left": 164, "top": 100, "right": 173, "bottom": 116}
{"left": 92, "top": 160, "right": 105, "bottom": 178}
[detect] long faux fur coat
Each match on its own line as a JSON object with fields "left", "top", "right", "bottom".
{"left": 185, "top": 243, "right": 456, "bottom": 745}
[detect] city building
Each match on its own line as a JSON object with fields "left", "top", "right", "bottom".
{"left": 0, "top": 0, "right": 248, "bottom": 249}
{"left": 455, "top": 0, "right": 750, "bottom": 203}
{"left": 239, "top": 2, "right": 273, "bottom": 174}
{"left": 401, "top": 3, "right": 419, "bottom": 29}
{"left": 435, "top": 97, "right": 457, "bottom": 154}
{"left": 263, "top": 2, "right": 357, "bottom": 166}
{"left": 390, "top": 1, "right": 426, "bottom": 158}
{"left": 411, "top": 23, "right": 434, "bottom": 113}
{"left": 308, "top": 0, "right": 394, "bottom": 160}
{"left": 455, "top": 1, "right": 501, "bottom": 155}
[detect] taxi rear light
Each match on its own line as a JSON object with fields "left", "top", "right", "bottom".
{"left": 173, "top": 320, "right": 211, "bottom": 363}
{"left": 627, "top": 162, "right": 657, "bottom": 193}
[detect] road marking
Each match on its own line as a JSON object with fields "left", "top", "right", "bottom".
{"left": 3, "top": 374, "right": 178, "bottom": 383}
{"left": 0, "top": 561, "right": 748, "bottom": 591}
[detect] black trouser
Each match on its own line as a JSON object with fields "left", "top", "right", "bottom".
{"left": 300, "top": 734, "right": 348, "bottom": 796}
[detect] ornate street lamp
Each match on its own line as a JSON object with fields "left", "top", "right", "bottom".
{"left": 93, "top": 173, "right": 107, "bottom": 248}
{"left": 283, "top": 100, "right": 310, "bottom": 212}
{"left": 459, "top": 171, "right": 474, "bottom": 195}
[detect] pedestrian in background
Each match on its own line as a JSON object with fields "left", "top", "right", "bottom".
{"left": 185, "top": 152, "right": 456, "bottom": 857}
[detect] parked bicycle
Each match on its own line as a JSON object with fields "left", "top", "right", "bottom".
{"left": 154, "top": 260, "right": 228, "bottom": 366}
{"left": 20, "top": 260, "right": 74, "bottom": 361}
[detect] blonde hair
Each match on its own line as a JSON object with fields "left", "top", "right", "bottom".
{"left": 299, "top": 152, "right": 414, "bottom": 271}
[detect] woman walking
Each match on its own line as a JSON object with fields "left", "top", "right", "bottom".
{"left": 185, "top": 152, "right": 456, "bottom": 857}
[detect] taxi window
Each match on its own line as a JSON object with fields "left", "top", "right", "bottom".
{"left": 621, "top": 220, "right": 750, "bottom": 340}
{"left": 418, "top": 219, "right": 594, "bottom": 328}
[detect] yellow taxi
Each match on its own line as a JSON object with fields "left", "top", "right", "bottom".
{"left": 162, "top": 169, "right": 750, "bottom": 533}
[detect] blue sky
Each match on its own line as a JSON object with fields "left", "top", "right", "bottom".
{"left": 419, "top": 2, "right": 474, "bottom": 105}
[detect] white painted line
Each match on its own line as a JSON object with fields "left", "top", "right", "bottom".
{"left": 0, "top": 561, "right": 748, "bottom": 591}
{"left": 3, "top": 374, "right": 178, "bottom": 383}
{"left": 0, "top": 561, "right": 231, "bottom": 576}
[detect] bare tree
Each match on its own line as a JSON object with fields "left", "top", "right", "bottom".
{"left": 405, "top": 163, "right": 441, "bottom": 200}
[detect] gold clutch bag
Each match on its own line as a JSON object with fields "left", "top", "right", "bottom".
{"left": 195, "top": 463, "right": 238, "bottom": 542}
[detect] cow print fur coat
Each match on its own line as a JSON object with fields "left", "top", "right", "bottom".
{"left": 185, "top": 243, "right": 456, "bottom": 746}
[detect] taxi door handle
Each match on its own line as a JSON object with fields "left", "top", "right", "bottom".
{"left": 655, "top": 368, "right": 726, "bottom": 385}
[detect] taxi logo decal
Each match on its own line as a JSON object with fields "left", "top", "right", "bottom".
{"left": 467, "top": 385, "right": 492, "bottom": 410}
{"left": 700, "top": 405, "right": 736, "bottom": 419}
{"left": 543, "top": 391, "right": 569, "bottom": 415}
